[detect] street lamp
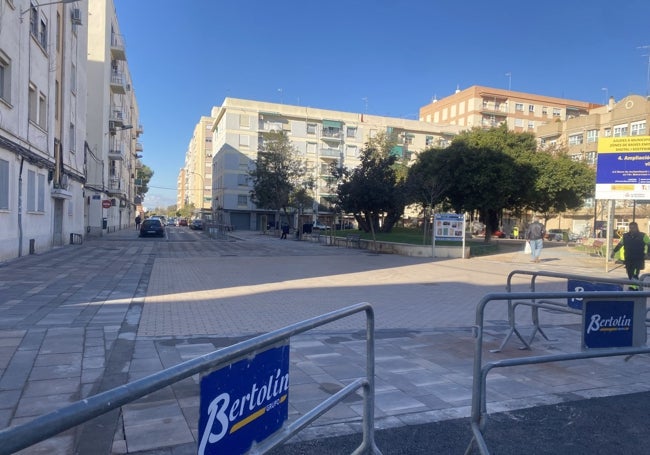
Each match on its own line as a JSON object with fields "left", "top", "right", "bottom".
{"left": 21, "top": 0, "right": 79, "bottom": 17}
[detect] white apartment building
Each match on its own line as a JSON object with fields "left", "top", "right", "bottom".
{"left": 179, "top": 116, "right": 214, "bottom": 215}
{"left": 0, "top": 0, "right": 88, "bottom": 261}
{"left": 86, "top": 0, "right": 142, "bottom": 236}
{"left": 207, "top": 98, "right": 461, "bottom": 230}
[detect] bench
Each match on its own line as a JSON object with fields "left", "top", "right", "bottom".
{"left": 591, "top": 240, "right": 604, "bottom": 257}
{"left": 346, "top": 234, "right": 361, "bottom": 248}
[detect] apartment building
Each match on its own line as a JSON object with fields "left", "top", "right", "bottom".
{"left": 206, "top": 98, "right": 461, "bottom": 230}
{"left": 0, "top": 0, "right": 88, "bottom": 261}
{"left": 86, "top": 0, "right": 143, "bottom": 236}
{"left": 536, "top": 94, "right": 650, "bottom": 236}
{"left": 179, "top": 116, "right": 214, "bottom": 215}
{"left": 419, "top": 85, "right": 598, "bottom": 132}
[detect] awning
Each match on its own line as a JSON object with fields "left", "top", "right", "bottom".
{"left": 322, "top": 120, "right": 342, "bottom": 128}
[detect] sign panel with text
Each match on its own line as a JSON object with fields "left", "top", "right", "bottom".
{"left": 595, "top": 136, "right": 650, "bottom": 200}
{"left": 198, "top": 343, "right": 290, "bottom": 455}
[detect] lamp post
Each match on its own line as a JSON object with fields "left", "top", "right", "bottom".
{"left": 186, "top": 170, "right": 206, "bottom": 217}
{"left": 20, "top": 0, "right": 78, "bottom": 16}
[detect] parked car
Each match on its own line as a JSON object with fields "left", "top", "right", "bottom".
{"left": 546, "top": 229, "right": 568, "bottom": 241}
{"left": 139, "top": 219, "right": 165, "bottom": 237}
{"left": 492, "top": 230, "right": 506, "bottom": 238}
{"left": 178, "top": 218, "right": 188, "bottom": 227}
{"left": 189, "top": 219, "right": 204, "bottom": 230}
{"left": 313, "top": 221, "right": 329, "bottom": 230}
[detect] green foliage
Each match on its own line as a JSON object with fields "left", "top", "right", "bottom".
{"left": 137, "top": 165, "right": 154, "bottom": 196}
{"left": 249, "top": 130, "right": 315, "bottom": 224}
{"left": 335, "top": 132, "right": 406, "bottom": 234}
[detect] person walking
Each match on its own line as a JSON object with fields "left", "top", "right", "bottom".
{"left": 135, "top": 215, "right": 141, "bottom": 230}
{"left": 280, "top": 223, "right": 289, "bottom": 239}
{"left": 525, "top": 218, "right": 546, "bottom": 263}
{"left": 611, "top": 222, "right": 650, "bottom": 289}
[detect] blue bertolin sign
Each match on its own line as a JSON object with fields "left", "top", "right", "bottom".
{"left": 583, "top": 300, "right": 635, "bottom": 349}
{"left": 567, "top": 280, "right": 623, "bottom": 310}
{"left": 198, "top": 344, "right": 290, "bottom": 455}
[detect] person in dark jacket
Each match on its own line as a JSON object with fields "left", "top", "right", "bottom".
{"left": 280, "top": 223, "right": 289, "bottom": 239}
{"left": 612, "top": 222, "right": 650, "bottom": 289}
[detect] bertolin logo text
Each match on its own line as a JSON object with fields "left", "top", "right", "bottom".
{"left": 586, "top": 313, "right": 631, "bottom": 334}
{"left": 199, "top": 367, "right": 289, "bottom": 455}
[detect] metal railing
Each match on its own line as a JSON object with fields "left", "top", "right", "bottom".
{"left": 494, "top": 269, "right": 650, "bottom": 352}
{"left": 466, "top": 290, "right": 650, "bottom": 455}
{"left": 0, "top": 303, "right": 381, "bottom": 455}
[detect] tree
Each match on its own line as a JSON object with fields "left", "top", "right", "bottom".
{"left": 405, "top": 148, "right": 449, "bottom": 243}
{"left": 335, "top": 132, "right": 406, "bottom": 239}
{"left": 527, "top": 152, "right": 595, "bottom": 221}
{"left": 432, "top": 142, "right": 532, "bottom": 242}
{"left": 136, "top": 165, "right": 154, "bottom": 197}
{"left": 249, "top": 130, "right": 314, "bottom": 228}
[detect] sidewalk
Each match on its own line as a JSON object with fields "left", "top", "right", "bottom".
{"left": 1, "top": 229, "right": 647, "bottom": 454}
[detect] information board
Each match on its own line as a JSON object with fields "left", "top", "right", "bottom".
{"left": 595, "top": 136, "right": 650, "bottom": 200}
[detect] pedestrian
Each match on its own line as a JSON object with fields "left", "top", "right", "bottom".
{"left": 525, "top": 217, "right": 546, "bottom": 263}
{"left": 611, "top": 222, "right": 650, "bottom": 289}
{"left": 135, "top": 215, "right": 141, "bottom": 230}
{"left": 280, "top": 223, "right": 289, "bottom": 239}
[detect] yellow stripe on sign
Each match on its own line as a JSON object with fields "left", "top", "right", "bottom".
{"left": 598, "top": 136, "right": 650, "bottom": 153}
{"left": 611, "top": 185, "right": 635, "bottom": 191}
{"left": 230, "top": 408, "right": 266, "bottom": 434}
{"left": 229, "top": 394, "right": 288, "bottom": 434}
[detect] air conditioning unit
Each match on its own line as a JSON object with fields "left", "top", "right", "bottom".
{"left": 71, "top": 8, "right": 82, "bottom": 26}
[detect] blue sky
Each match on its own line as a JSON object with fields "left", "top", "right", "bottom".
{"left": 114, "top": 0, "right": 650, "bottom": 209}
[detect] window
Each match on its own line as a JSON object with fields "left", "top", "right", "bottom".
{"left": 631, "top": 121, "right": 646, "bottom": 136}
{"left": 528, "top": 121, "right": 535, "bottom": 129}
{"left": 30, "top": 7, "right": 38, "bottom": 37}
{"left": 237, "top": 174, "right": 248, "bottom": 186}
{"left": 613, "top": 124, "right": 628, "bottom": 137}
{"left": 37, "top": 173, "right": 45, "bottom": 211}
{"left": 552, "top": 108, "right": 561, "bottom": 117}
{"left": 0, "top": 52, "right": 10, "bottom": 103}
{"left": 239, "top": 114, "right": 250, "bottom": 128}
{"left": 542, "top": 106, "right": 548, "bottom": 116}
{"left": 528, "top": 105, "right": 535, "bottom": 113}
{"left": 587, "top": 129, "right": 598, "bottom": 143}
{"left": 515, "top": 103, "right": 523, "bottom": 111}
{"left": 69, "top": 123, "right": 75, "bottom": 152}
{"left": 306, "top": 123, "right": 317, "bottom": 134}
{"left": 38, "top": 92, "right": 46, "bottom": 129}
{"left": 70, "top": 63, "right": 76, "bottom": 93}
{"left": 369, "top": 129, "right": 377, "bottom": 139}
{"left": 346, "top": 126, "right": 357, "bottom": 138}
{"left": 306, "top": 142, "right": 317, "bottom": 154}
{"left": 346, "top": 145, "right": 357, "bottom": 157}
{"left": 604, "top": 128, "right": 612, "bottom": 137}
{"left": 514, "top": 118, "right": 523, "bottom": 127}
{"left": 569, "top": 134, "right": 584, "bottom": 145}
{"left": 237, "top": 194, "right": 247, "bottom": 206}
{"left": 585, "top": 152, "right": 596, "bottom": 165}
{"left": 39, "top": 17, "right": 48, "bottom": 48}
{"left": 27, "top": 170, "right": 35, "bottom": 211}
{"left": 239, "top": 134, "right": 250, "bottom": 147}
{"left": 0, "top": 158, "right": 8, "bottom": 210}
{"left": 425, "top": 136, "right": 434, "bottom": 146}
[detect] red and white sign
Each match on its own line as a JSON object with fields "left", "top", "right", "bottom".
{"left": 102, "top": 200, "right": 112, "bottom": 208}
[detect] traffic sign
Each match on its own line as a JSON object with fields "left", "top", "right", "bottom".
{"left": 102, "top": 200, "right": 112, "bottom": 208}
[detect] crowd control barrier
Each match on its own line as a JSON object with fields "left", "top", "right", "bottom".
{"left": 466, "top": 290, "right": 650, "bottom": 455}
{"left": 495, "top": 269, "right": 650, "bottom": 352}
{"left": 0, "top": 303, "right": 381, "bottom": 455}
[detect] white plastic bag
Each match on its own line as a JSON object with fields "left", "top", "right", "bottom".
{"left": 524, "top": 241, "right": 531, "bottom": 254}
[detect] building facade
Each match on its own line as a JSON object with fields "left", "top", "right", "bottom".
{"left": 206, "top": 98, "right": 461, "bottom": 231}
{"left": 419, "top": 85, "right": 598, "bottom": 132}
{"left": 536, "top": 94, "right": 650, "bottom": 236}
{"left": 86, "top": 0, "right": 143, "bottom": 236}
{"left": 179, "top": 116, "right": 214, "bottom": 216}
{"left": 0, "top": 0, "right": 88, "bottom": 261}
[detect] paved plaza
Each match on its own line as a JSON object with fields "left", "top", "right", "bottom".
{"left": 1, "top": 228, "right": 649, "bottom": 454}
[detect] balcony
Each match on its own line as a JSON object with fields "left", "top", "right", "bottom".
{"left": 110, "top": 71, "right": 126, "bottom": 94}
{"left": 110, "top": 33, "right": 126, "bottom": 60}
{"left": 107, "top": 178, "right": 126, "bottom": 196}
{"left": 136, "top": 124, "right": 144, "bottom": 135}
{"left": 319, "top": 148, "right": 341, "bottom": 158}
{"left": 321, "top": 128, "right": 342, "bottom": 142}
{"left": 109, "top": 108, "right": 126, "bottom": 127}
{"left": 135, "top": 142, "right": 143, "bottom": 152}
{"left": 108, "top": 142, "right": 125, "bottom": 161}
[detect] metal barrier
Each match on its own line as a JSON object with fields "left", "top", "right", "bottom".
{"left": 207, "top": 223, "right": 232, "bottom": 240}
{"left": 466, "top": 290, "right": 650, "bottom": 455}
{"left": 0, "top": 303, "right": 381, "bottom": 455}
{"left": 495, "top": 269, "right": 650, "bottom": 352}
